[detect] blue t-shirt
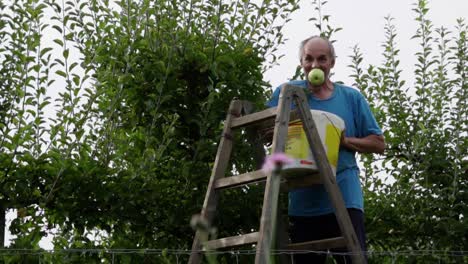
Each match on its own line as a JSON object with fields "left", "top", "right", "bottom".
{"left": 267, "top": 80, "right": 382, "bottom": 216}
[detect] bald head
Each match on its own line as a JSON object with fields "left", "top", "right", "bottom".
{"left": 299, "top": 36, "right": 336, "bottom": 63}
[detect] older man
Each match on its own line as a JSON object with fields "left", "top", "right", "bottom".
{"left": 267, "top": 36, "right": 385, "bottom": 263}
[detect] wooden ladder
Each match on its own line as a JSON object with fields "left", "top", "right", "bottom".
{"left": 188, "top": 84, "right": 366, "bottom": 264}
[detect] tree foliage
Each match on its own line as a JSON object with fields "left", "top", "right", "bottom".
{"left": 348, "top": 1, "right": 467, "bottom": 262}
{"left": 0, "top": 0, "right": 299, "bottom": 262}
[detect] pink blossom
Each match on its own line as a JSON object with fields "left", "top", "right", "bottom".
{"left": 261, "top": 152, "right": 294, "bottom": 174}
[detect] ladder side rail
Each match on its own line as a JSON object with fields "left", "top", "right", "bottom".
{"left": 255, "top": 85, "right": 294, "bottom": 264}
{"left": 290, "top": 85, "right": 366, "bottom": 264}
{"left": 188, "top": 100, "right": 244, "bottom": 264}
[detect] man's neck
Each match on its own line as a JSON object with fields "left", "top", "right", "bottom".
{"left": 308, "top": 80, "right": 334, "bottom": 99}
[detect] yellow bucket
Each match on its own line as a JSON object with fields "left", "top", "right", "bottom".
{"left": 282, "top": 110, "right": 345, "bottom": 176}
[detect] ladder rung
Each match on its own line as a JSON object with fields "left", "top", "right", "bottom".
{"left": 205, "top": 232, "right": 259, "bottom": 249}
{"left": 214, "top": 170, "right": 266, "bottom": 190}
{"left": 231, "top": 108, "right": 277, "bottom": 129}
{"left": 214, "top": 170, "right": 322, "bottom": 191}
{"left": 282, "top": 171, "right": 321, "bottom": 190}
{"left": 231, "top": 108, "right": 302, "bottom": 129}
{"left": 287, "top": 237, "right": 346, "bottom": 251}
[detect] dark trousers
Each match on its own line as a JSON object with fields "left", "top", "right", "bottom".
{"left": 289, "top": 208, "right": 367, "bottom": 264}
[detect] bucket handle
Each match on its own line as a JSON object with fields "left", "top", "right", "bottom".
{"left": 321, "top": 113, "right": 344, "bottom": 140}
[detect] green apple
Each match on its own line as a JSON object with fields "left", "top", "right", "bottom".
{"left": 308, "top": 68, "right": 325, "bottom": 86}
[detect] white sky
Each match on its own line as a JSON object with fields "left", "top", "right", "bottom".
{"left": 264, "top": 0, "right": 468, "bottom": 90}
{"left": 4, "top": 0, "right": 467, "bottom": 250}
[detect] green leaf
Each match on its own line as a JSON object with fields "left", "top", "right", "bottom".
{"left": 53, "top": 39, "right": 64, "bottom": 46}
{"left": 52, "top": 25, "right": 63, "bottom": 34}
{"left": 63, "top": 48, "right": 69, "bottom": 59}
{"left": 56, "top": 70, "right": 67, "bottom": 78}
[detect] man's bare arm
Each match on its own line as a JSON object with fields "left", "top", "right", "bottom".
{"left": 341, "top": 134, "right": 385, "bottom": 154}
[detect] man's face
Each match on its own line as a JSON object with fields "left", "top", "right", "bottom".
{"left": 300, "top": 38, "right": 335, "bottom": 84}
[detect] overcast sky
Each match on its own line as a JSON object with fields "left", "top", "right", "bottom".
{"left": 264, "top": 0, "right": 468, "bottom": 90}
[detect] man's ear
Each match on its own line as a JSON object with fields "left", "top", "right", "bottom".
{"left": 331, "top": 58, "right": 335, "bottom": 68}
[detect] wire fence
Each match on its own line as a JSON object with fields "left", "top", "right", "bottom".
{"left": 0, "top": 249, "right": 467, "bottom": 263}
